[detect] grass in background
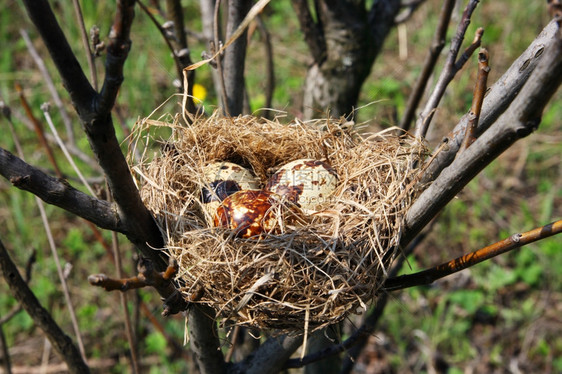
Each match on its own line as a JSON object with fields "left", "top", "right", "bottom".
{"left": 0, "top": 0, "right": 560, "bottom": 372}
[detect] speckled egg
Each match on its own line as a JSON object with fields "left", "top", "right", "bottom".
{"left": 203, "top": 161, "right": 260, "bottom": 191}
{"left": 201, "top": 162, "right": 260, "bottom": 222}
{"left": 266, "top": 159, "right": 337, "bottom": 213}
{"left": 214, "top": 190, "right": 280, "bottom": 238}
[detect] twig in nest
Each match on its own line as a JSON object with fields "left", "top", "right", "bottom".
{"left": 89, "top": 257, "right": 188, "bottom": 316}
{"left": 460, "top": 48, "right": 490, "bottom": 152}
{"left": 414, "top": 0, "right": 482, "bottom": 139}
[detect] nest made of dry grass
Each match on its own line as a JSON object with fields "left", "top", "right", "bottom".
{"left": 131, "top": 111, "right": 427, "bottom": 333}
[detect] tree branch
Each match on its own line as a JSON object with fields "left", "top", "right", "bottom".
{"left": 234, "top": 334, "right": 303, "bottom": 373}
{"left": 291, "top": 0, "right": 326, "bottom": 64}
{"left": 21, "top": 0, "right": 167, "bottom": 269}
{"left": 404, "top": 20, "right": 562, "bottom": 244}
{"left": 459, "top": 48, "right": 489, "bottom": 152}
{"left": 0, "top": 147, "right": 124, "bottom": 233}
{"left": 385, "top": 219, "right": 562, "bottom": 291}
{"left": 421, "top": 19, "right": 560, "bottom": 183}
{"left": 0, "top": 239, "right": 90, "bottom": 374}
{"left": 188, "top": 305, "right": 227, "bottom": 374}
{"left": 223, "top": 0, "right": 252, "bottom": 116}
{"left": 399, "top": 0, "right": 456, "bottom": 131}
{"left": 414, "top": 0, "right": 481, "bottom": 139}
{"left": 89, "top": 258, "right": 188, "bottom": 316}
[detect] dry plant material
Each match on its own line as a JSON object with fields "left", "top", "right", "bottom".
{"left": 131, "top": 112, "right": 427, "bottom": 333}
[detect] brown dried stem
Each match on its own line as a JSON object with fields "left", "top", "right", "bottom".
{"left": 414, "top": 0, "right": 482, "bottom": 139}
{"left": 400, "top": 0, "right": 455, "bottom": 131}
{"left": 460, "top": 48, "right": 490, "bottom": 152}
{"left": 0, "top": 238, "right": 90, "bottom": 374}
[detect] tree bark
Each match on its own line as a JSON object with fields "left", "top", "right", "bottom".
{"left": 299, "top": 0, "right": 401, "bottom": 119}
{"left": 223, "top": 0, "right": 253, "bottom": 116}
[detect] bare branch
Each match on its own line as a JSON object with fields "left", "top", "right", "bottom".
{"left": 0, "top": 147, "right": 124, "bottom": 233}
{"left": 0, "top": 238, "right": 91, "bottom": 374}
{"left": 459, "top": 48, "right": 490, "bottom": 152}
{"left": 414, "top": 0, "right": 481, "bottom": 139}
{"left": 399, "top": 0, "right": 455, "bottom": 131}
{"left": 72, "top": 0, "right": 98, "bottom": 90}
{"left": 421, "top": 19, "right": 559, "bottom": 184}
{"left": 405, "top": 21, "right": 562, "bottom": 244}
{"left": 89, "top": 258, "right": 188, "bottom": 316}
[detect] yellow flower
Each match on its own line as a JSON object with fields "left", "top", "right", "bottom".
{"left": 192, "top": 83, "right": 207, "bottom": 103}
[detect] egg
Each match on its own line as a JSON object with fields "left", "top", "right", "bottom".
{"left": 266, "top": 159, "right": 337, "bottom": 213}
{"left": 203, "top": 161, "right": 260, "bottom": 191}
{"left": 214, "top": 190, "right": 281, "bottom": 238}
{"left": 201, "top": 162, "right": 260, "bottom": 222}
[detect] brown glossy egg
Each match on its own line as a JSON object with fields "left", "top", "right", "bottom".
{"left": 214, "top": 190, "right": 280, "bottom": 238}
{"left": 266, "top": 159, "right": 338, "bottom": 213}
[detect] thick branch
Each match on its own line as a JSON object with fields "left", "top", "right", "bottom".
{"left": 234, "top": 334, "right": 303, "bottom": 373}
{"left": 189, "top": 305, "right": 227, "bottom": 374}
{"left": 0, "top": 147, "right": 124, "bottom": 233}
{"left": 421, "top": 19, "right": 560, "bottom": 183}
{"left": 223, "top": 0, "right": 252, "bottom": 115}
{"left": 21, "top": 0, "right": 166, "bottom": 269}
{"left": 0, "top": 239, "right": 90, "bottom": 374}
{"left": 404, "top": 22, "right": 562, "bottom": 244}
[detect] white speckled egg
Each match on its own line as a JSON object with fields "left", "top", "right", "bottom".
{"left": 266, "top": 159, "right": 337, "bottom": 213}
{"left": 201, "top": 162, "right": 260, "bottom": 222}
{"left": 203, "top": 162, "right": 260, "bottom": 191}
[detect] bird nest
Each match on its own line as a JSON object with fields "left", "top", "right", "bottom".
{"left": 130, "top": 111, "right": 427, "bottom": 333}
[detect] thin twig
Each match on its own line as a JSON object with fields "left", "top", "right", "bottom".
{"left": 89, "top": 257, "right": 187, "bottom": 316}
{"left": 41, "top": 104, "right": 96, "bottom": 196}
{"left": 19, "top": 29, "right": 76, "bottom": 144}
{"left": 420, "top": 19, "right": 559, "bottom": 184}
{"left": 385, "top": 220, "right": 562, "bottom": 291}
{"left": 399, "top": 0, "right": 456, "bottom": 131}
{"left": 72, "top": 0, "right": 98, "bottom": 90}
{"left": 214, "top": 0, "right": 230, "bottom": 116}
{"left": 414, "top": 0, "right": 482, "bottom": 139}
{"left": 459, "top": 48, "right": 490, "bottom": 152}
{"left": 7, "top": 123, "right": 87, "bottom": 362}
{"left": 0, "top": 239, "right": 90, "bottom": 374}
{"left": 0, "top": 313, "right": 12, "bottom": 374}
{"left": 14, "top": 84, "right": 62, "bottom": 178}
{"left": 111, "top": 231, "right": 140, "bottom": 374}
{"left": 405, "top": 22, "right": 562, "bottom": 245}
